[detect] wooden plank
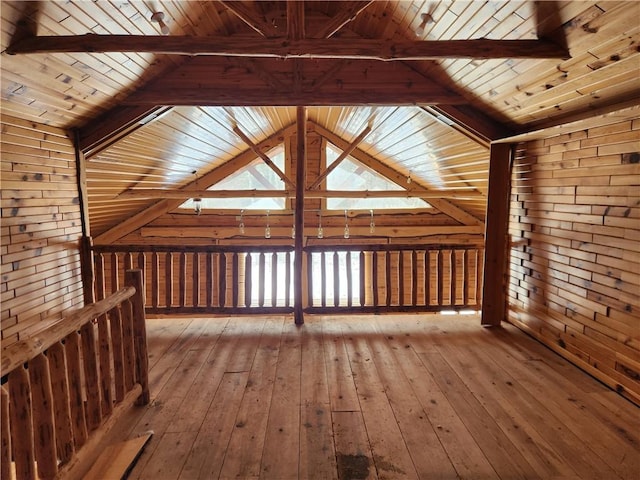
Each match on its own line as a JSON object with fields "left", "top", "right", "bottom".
{"left": 342, "top": 324, "right": 419, "bottom": 479}
{"left": 84, "top": 434, "right": 152, "bottom": 480}
{"left": 47, "top": 341, "right": 75, "bottom": 463}
{"left": 299, "top": 319, "right": 337, "bottom": 480}
{"left": 332, "top": 411, "right": 377, "bottom": 480}
{"left": 260, "top": 323, "right": 302, "bottom": 478}
{"left": 218, "top": 317, "right": 283, "bottom": 479}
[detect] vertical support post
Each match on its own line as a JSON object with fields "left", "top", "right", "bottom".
{"left": 294, "top": 106, "right": 306, "bottom": 325}
{"left": 481, "top": 143, "right": 513, "bottom": 326}
{"left": 1, "top": 386, "right": 11, "bottom": 480}
{"left": 79, "top": 236, "right": 95, "bottom": 305}
{"left": 126, "top": 269, "right": 150, "bottom": 405}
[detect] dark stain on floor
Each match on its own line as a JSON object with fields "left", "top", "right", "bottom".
{"left": 337, "top": 453, "right": 370, "bottom": 479}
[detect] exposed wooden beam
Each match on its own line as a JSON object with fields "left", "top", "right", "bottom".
{"left": 427, "top": 105, "right": 514, "bottom": 143}
{"left": 140, "top": 225, "right": 485, "bottom": 239}
{"left": 117, "top": 189, "right": 482, "bottom": 200}
{"left": 308, "top": 125, "right": 372, "bottom": 189}
{"left": 78, "top": 105, "right": 172, "bottom": 157}
{"left": 294, "top": 106, "right": 306, "bottom": 325}
{"left": 124, "top": 88, "right": 466, "bottom": 106}
{"left": 287, "top": 1, "right": 305, "bottom": 40}
{"left": 218, "top": 1, "right": 280, "bottom": 37}
{"left": 495, "top": 96, "right": 640, "bottom": 143}
{"left": 481, "top": 143, "right": 513, "bottom": 327}
{"left": 233, "top": 125, "right": 295, "bottom": 189}
{"left": 6, "top": 35, "right": 570, "bottom": 60}
{"left": 311, "top": 122, "right": 484, "bottom": 226}
{"left": 94, "top": 124, "right": 295, "bottom": 244}
{"left": 313, "top": 1, "right": 374, "bottom": 39}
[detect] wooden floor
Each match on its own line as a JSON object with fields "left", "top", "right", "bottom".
{"left": 105, "top": 314, "right": 639, "bottom": 480}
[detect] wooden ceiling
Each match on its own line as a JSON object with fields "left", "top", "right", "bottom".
{"left": 2, "top": 1, "right": 639, "bottom": 239}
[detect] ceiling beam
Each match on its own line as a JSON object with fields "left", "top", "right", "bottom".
{"left": 6, "top": 35, "right": 570, "bottom": 60}
{"left": 94, "top": 124, "right": 295, "bottom": 244}
{"left": 78, "top": 105, "right": 172, "bottom": 157}
{"left": 117, "top": 189, "right": 482, "bottom": 200}
{"left": 311, "top": 122, "right": 484, "bottom": 226}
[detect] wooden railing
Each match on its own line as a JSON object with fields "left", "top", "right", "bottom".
{"left": 91, "top": 244, "right": 483, "bottom": 316}
{"left": 0, "top": 270, "right": 149, "bottom": 480}
{"left": 305, "top": 244, "right": 483, "bottom": 313}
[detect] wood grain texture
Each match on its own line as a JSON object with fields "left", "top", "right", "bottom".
{"left": 100, "top": 314, "right": 638, "bottom": 480}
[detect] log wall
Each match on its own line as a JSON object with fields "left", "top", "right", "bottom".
{"left": 1, "top": 115, "right": 85, "bottom": 347}
{"left": 507, "top": 116, "right": 640, "bottom": 404}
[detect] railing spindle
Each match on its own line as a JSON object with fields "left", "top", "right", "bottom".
{"left": 47, "top": 342, "right": 75, "bottom": 463}
{"left": 385, "top": 251, "right": 392, "bottom": 306}
{"left": 411, "top": 250, "right": 418, "bottom": 306}
{"left": 80, "top": 323, "right": 102, "bottom": 431}
{"left": 64, "top": 331, "right": 87, "bottom": 448}
{"left": 398, "top": 251, "right": 405, "bottom": 306}
{"left": 220, "top": 253, "right": 228, "bottom": 308}
{"left": 109, "top": 306, "right": 125, "bottom": 402}
{"left": 244, "top": 253, "right": 252, "bottom": 307}
{"left": 346, "top": 251, "right": 353, "bottom": 307}
{"left": 271, "top": 252, "right": 278, "bottom": 307}
{"left": 29, "top": 353, "right": 58, "bottom": 479}
{"left": 193, "top": 252, "right": 200, "bottom": 307}
{"left": 206, "top": 252, "right": 213, "bottom": 308}
{"left": 9, "top": 366, "right": 36, "bottom": 480}
{"left": 307, "top": 252, "right": 314, "bottom": 308}
{"left": 320, "top": 252, "right": 326, "bottom": 307}
{"left": 110, "top": 253, "right": 119, "bottom": 293}
{"left": 424, "top": 251, "right": 430, "bottom": 307}
{"left": 359, "top": 251, "right": 365, "bottom": 307}
{"left": 333, "top": 251, "right": 340, "bottom": 307}
{"left": 372, "top": 251, "right": 379, "bottom": 307}
{"left": 463, "top": 249, "right": 469, "bottom": 306}
{"left": 121, "top": 300, "right": 135, "bottom": 391}
{"left": 450, "top": 250, "right": 457, "bottom": 306}
{"left": 126, "top": 270, "right": 150, "bottom": 405}
{"left": 151, "top": 252, "right": 159, "bottom": 308}
{"left": 285, "top": 251, "right": 291, "bottom": 307}
{"left": 437, "top": 250, "right": 444, "bottom": 307}
{"left": 165, "top": 252, "right": 173, "bottom": 307}
{"left": 179, "top": 252, "right": 187, "bottom": 307}
{"left": 231, "top": 252, "right": 239, "bottom": 308}
{"left": 258, "top": 252, "right": 266, "bottom": 307}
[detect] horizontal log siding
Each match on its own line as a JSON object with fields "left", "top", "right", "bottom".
{"left": 1, "top": 115, "right": 84, "bottom": 347}
{"left": 507, "top": 116, "right": 640, "bottom": 404}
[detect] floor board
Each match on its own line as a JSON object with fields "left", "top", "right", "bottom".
{"left": 106, "top": 314, "right": 638, "bottom": 480}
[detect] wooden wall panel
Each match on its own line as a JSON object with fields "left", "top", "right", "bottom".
{"left": 1, "top": 115, "right": 85, "bottom": 346}
{"left": 507, "top": 115, "right": 640, "bottom": 404}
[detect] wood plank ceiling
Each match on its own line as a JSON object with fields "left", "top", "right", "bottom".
{"left": 1, "top": 1, "right": 639, "bottom": 239}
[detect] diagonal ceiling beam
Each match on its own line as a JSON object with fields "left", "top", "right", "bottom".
{"left": 311, "top": 121, "right": 484, "bottom": 226}
{"left": 313, "top": 1, "right": 374, "bottom": 39}
{"left": 94, "top": 123, "right": 296, "bottom": 244}
{"left": 6, "top": 35, "right": 570, "bottom": 60}
{"left": 218, "top": 1, "right": 280, "bottom": 37}
{"left": 233, "top": 124, "right": 295, "bottom": 189}
{"left": 308, "top": 124, "right": 371, "bottom": 189}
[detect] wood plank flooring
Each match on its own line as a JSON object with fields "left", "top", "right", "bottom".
{"left": 104, "top": 314, "right": 639, "bottom": 480}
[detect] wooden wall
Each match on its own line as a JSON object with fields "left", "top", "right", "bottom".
{"left": 507, "top": 116, "right": 640, "bottom": 404}
{"left": 1, "top": 115, "right": 85, "bottom": 347}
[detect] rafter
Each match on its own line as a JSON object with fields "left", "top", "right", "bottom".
{"left": 218, "top": 1, "right": 280, "bottom": 38}
{"left": 94, "top": 124, "right": 295, "bottom": 244}
{"left": 313, "top": 1, "right": 374, "bottom": 39}
{"left": 311, "top": 122, "right": 484, "bottom": 227}
{"left": 233, "top": 125, "right": 294, "bottom": 189}
{"left": 308, "top": 125, "right": 371, "bottom": 189}
{"left": 7, "top": 35, "right": 570, "bottom": 60}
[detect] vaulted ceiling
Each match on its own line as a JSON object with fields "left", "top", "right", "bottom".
{"left": 1, "top": 1, "right": 639, "bottom": 239}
